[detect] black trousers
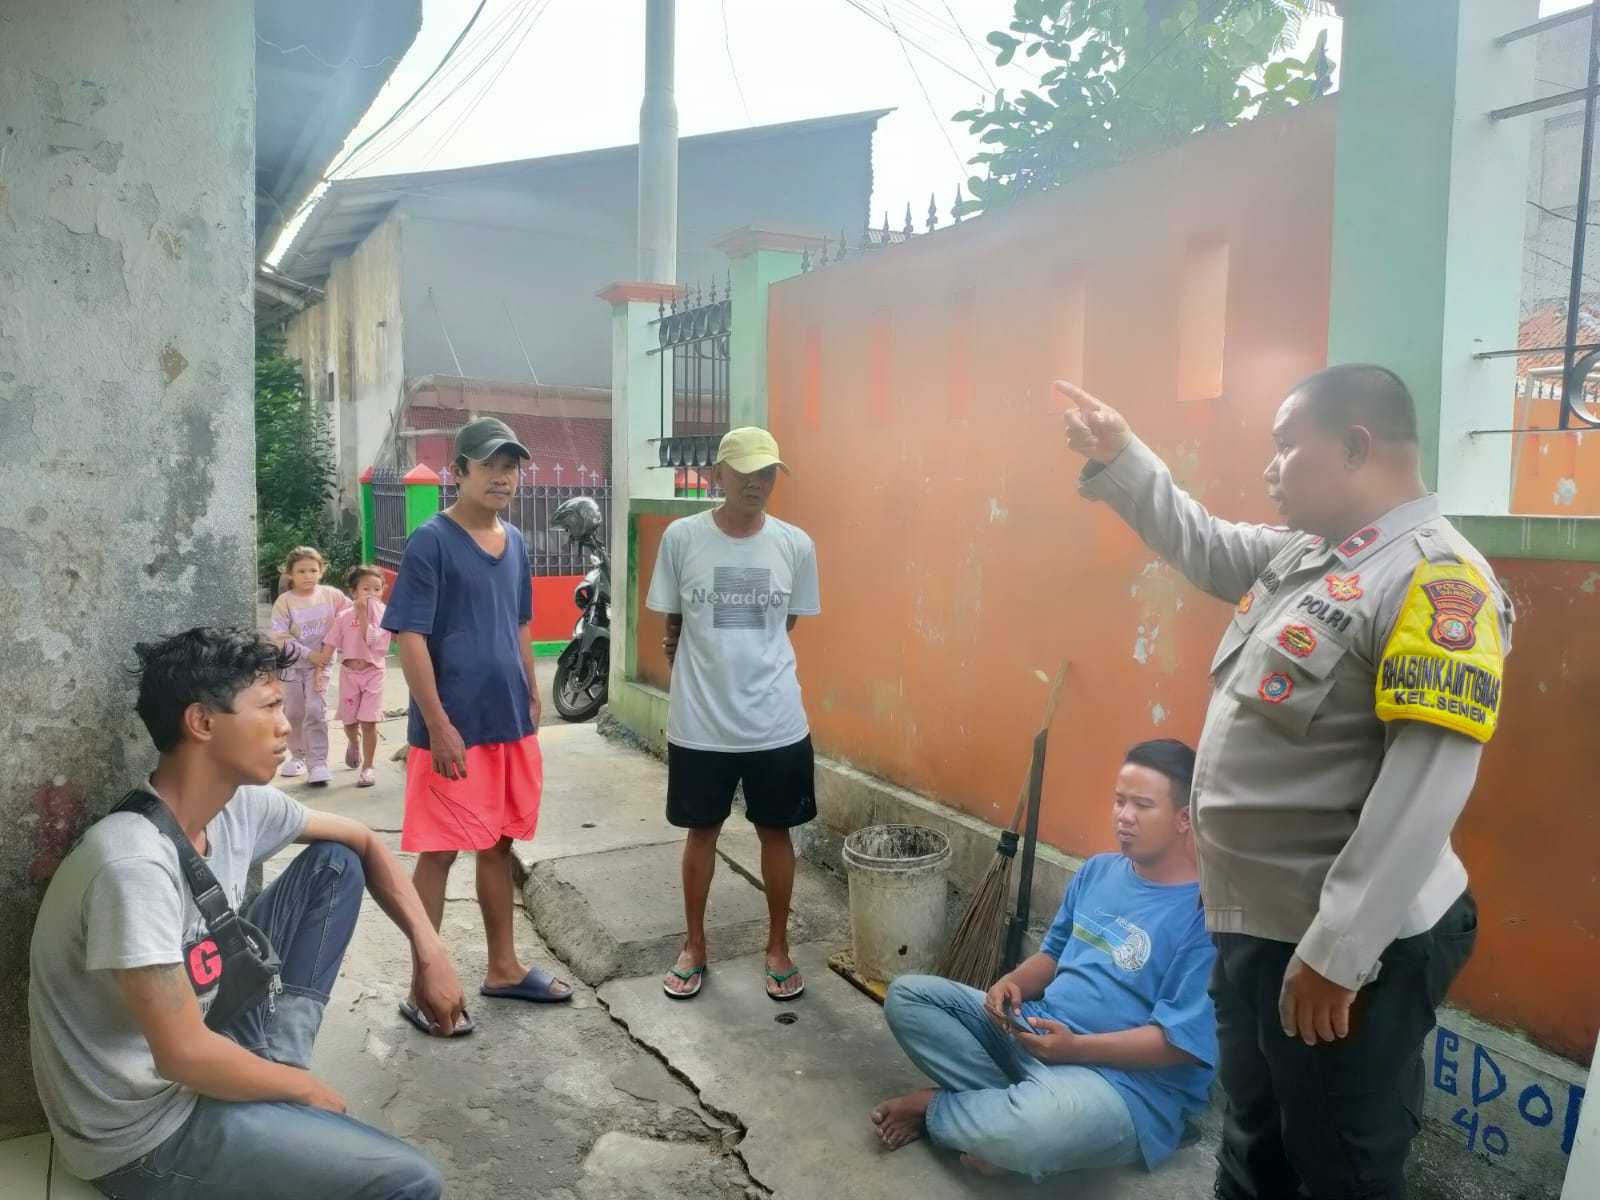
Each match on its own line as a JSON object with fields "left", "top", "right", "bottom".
{"left": 1211, "top": 893, "right": 1478, "bottom": 1200}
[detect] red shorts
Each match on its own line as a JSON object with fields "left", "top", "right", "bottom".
{"left": 401, "top": 734, "right": 543, "bottom": 852}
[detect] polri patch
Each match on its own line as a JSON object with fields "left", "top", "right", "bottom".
{"left": 1259, "top": 673, "right": 1294, "bottom": 704}
{"left": 1326, "top": 573, "right": 1363, "bottom": 602}
{"left": 1237, "top": 592, "right": 1254, "bottom": 615}
{"left": 1295, "top": 591, "right": 1355, "bottom": 635}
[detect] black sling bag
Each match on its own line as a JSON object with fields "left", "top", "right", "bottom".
{"left": 112, "top": 790, "right": 282, "bottom": 1031}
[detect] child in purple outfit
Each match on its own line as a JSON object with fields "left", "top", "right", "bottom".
{"left": 269, "top": 546, "right": 349, "bottom": 786}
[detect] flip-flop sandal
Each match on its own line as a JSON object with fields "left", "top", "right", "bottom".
{"left": 766, "top": 966, "right": 805, "bottom": 1002}
{"left": 479, "top": 965, "right": 574, "bottom": 1004}
{"left": 398, "top": 999, "right": 476, "bottom": 1037}
{"left": 662, "top": 962, "right": 706, "bottom": 999}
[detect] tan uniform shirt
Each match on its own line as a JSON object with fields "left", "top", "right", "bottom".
{"left": 1082, "top": 437, "right": 1512, "bottom": 989}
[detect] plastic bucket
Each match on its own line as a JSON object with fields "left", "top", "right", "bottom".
{"left": 841, "top": 824, "right": 952, "bottom": 983}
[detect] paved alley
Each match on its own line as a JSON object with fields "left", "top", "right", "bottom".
{"left": 263, "top": 668, "right": 1218, "bottom": 1200}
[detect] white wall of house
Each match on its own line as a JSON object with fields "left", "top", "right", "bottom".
{"left": 285, "top": 214, "right": 407, "bottom": 509}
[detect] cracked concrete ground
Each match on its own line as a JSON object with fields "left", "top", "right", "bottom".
{"left": 258, "top": 667, "right": 1523, "bottom": 1199}
{"left": 259, "top": 664, "right": 1218, "bottom": 1198}
{"left": 265, "top": 673, "right": 762, "bottom": 1198}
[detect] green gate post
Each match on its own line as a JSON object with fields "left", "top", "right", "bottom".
{"left": 715, "top": 226, "right": 812, "bottom": 429}
{"left": 358, "top": 465, "right": 376, "bottom": 565}
{"left": 402, "top": 464, "right": 441, "bottom": 534}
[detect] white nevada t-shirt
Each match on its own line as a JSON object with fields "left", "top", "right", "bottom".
{"left": 645, "top": 510, "right": 821, "bottom": 752}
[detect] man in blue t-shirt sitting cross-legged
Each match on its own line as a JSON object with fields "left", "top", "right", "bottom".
{"left": 871, "top": 739, "right": 1217, "bottom": 1182}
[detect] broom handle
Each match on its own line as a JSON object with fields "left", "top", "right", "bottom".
{"left": 1005, "top": 661, "right": 1071, "bottom": 834}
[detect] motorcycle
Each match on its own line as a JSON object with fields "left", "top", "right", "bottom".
{"left": 549, "top": 496, "right": 610, "bottom": 722}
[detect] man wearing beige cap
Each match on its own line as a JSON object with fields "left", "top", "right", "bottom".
{"left": 646, "top": 427, "right": 821, "bottom": 1001}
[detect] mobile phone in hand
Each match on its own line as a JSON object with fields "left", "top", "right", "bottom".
{"left": 1003, "top": 1002, "right": 1035, "bottom": 1035}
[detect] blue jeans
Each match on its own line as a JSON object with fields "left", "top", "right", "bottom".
{"left": 885, "top": 974, "right": 1141, "bottom": 1181}
{"left": 93, "top": 842, "right": 443, "bottom": 1200}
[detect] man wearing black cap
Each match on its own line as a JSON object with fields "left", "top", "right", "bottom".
{"left": 383, "top": 418, "right": 572, "bottom": 1034}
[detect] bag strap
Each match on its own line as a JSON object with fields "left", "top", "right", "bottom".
{"left": 112, "top": 790, "right": 252, "bottom": 960}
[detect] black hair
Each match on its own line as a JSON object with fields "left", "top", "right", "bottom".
{"left": 1123, "top": 738, "right": 1197, "bottom": 809}
{"left": 347, "top": 563, "right": 384, "bottom": 591}
{"left": 1291, "top": 363, "right": 1419, "bottom": 444}
{"left": 131, "top": 627, "right": 293, "bottom": 753}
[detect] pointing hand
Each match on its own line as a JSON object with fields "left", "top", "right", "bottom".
{"left": 1056, "top": 381, "right": 1132, "bottom": 465}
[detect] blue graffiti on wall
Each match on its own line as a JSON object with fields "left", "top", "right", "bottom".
{"left": 1432, "top": 1025, "right": 1586, "bottom": 1160}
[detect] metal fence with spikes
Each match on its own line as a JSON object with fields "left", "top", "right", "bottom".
{"left": 799, "top": 187, "right": 970, "bottom": 273}
{"left": 649, "top": 280, "right": 732, "bottom": 496}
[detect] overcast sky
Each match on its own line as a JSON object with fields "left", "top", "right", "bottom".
{"left": 271, "top": 0, "right": 1592, "bottom": 270}
{"left": 270, "top": 0, "right": 1355, "bottom": 266}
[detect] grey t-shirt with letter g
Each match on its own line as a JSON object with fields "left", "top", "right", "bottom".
{"left": 28, "top": 784, "right": 307, "bottom": 1180}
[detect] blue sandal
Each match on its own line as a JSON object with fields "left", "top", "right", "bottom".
{"left": 398, "top": 999, "right": 476, "bottom": 1037}
{"left": 480, "top": 965, "right": 573, "bottom": 1003}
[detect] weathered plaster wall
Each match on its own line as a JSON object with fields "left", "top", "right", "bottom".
{"left": 0, "top": 1, "right": 256, "bottom": 1135}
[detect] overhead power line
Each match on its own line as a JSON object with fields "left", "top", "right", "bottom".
{"left": 840, "top": 0, "right": 990, "bottom": 91}
{"left": 339, "top": 0, "right": 537, "bottom": 178}
{"left": 937, "top": 0, "right": 997, "bottom": 90}
{"left": 878, "top": 0, "right": 968, "bottom": 174}
{"left": 325, "top": 0, "right": 492, "bottom": 180}
{"left": 419, "top": 0, "right": 554, "bottom": 169}
{"left": 723, "top": 0, "right": 755, "bottom": 125}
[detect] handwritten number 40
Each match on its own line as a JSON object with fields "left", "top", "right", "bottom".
{"left": 1452, "top": 1107, "right": 1510, "bottom": 1157}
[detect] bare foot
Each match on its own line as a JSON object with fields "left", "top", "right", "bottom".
{"left": 870, "top": 1088, "right": 936, "bottom": 1149}
{"left": 960, "top": 1153, "right": 1003, "bottom": 1176}
{"left": 663, "top": 944, "right": 706, "bottom": 997}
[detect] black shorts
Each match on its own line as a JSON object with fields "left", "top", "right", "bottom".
{"left": 666, "top": 736, "right": 817, "bottom": 829}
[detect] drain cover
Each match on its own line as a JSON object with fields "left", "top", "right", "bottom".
{"left": 774, "top": 1013, "right": 798, "bottom": 1025}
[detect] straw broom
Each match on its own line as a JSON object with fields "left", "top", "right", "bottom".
{"left": 936, "top": 662, "right": 1071, "bottom": 989}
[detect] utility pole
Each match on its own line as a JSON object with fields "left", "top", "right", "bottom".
{"left": 637, "top": 0, "right": 678, "bottom": 284}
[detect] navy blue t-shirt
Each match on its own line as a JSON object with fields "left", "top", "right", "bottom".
{"left": 1025, "top": 854, "right": 1217, "bottom": 1169}
{"left": 381, "top": 514, "right": 535, "bottom": 750}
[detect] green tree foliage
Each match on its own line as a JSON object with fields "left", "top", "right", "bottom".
{"left": 958, "top": 0, "right": 1333, "bottom": 211}
{"left": 255, "top": 332, "right": 358, "bottom": 592}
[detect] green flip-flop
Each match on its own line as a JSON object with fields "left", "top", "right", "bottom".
{"left": 663, "top": 962, "right": 706, "bottom": 999}
{"left": 766, "top": 966, "right": 805, "bottom": 1002}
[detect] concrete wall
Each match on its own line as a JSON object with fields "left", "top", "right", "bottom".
{"left": 396, "top": 120, "right": 876, "bottom": 390}
{"left": 284, "top": 213, "right": 406, "bottom": 514}
{"left": 0, "top": 0, "right": 257, "bottom": 1136}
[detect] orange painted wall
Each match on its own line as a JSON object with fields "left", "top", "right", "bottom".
{"left": 630, "top": 104, "right": 1598, "bottom": 1057}
{"left": 1452, "top": 558, "right": 1600, "bottom": 1058}
{"left": 762, "top": 105, "right": 1339, "bottom": 856}
{"left": 1508, "top": 389, "right": 1600, "bottom": 517}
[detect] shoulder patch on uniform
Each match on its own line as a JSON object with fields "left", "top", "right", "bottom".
{"left": 1375, "top": 562, "right": 1505, "bottom": 743}
{"left": 1337, "top": 526, "right": 1381, "bottom": 558}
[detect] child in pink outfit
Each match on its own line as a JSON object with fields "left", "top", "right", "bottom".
{"left": 268, "top": 546, "right": 350, "bottom": 786}
{"left": 325, "top": 565, "right": 392, "bottom": 787}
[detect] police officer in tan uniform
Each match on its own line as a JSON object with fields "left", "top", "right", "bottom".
{"left": 1061, "top": 365, "right": 1512, "bottom": 1200}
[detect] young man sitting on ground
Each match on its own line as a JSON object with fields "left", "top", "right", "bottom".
{"left": 29, "top": 627, "right": 467, "bottom": 1198}
{"left": 871, "top": 739, "right": 1216, "bottom": 1182}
